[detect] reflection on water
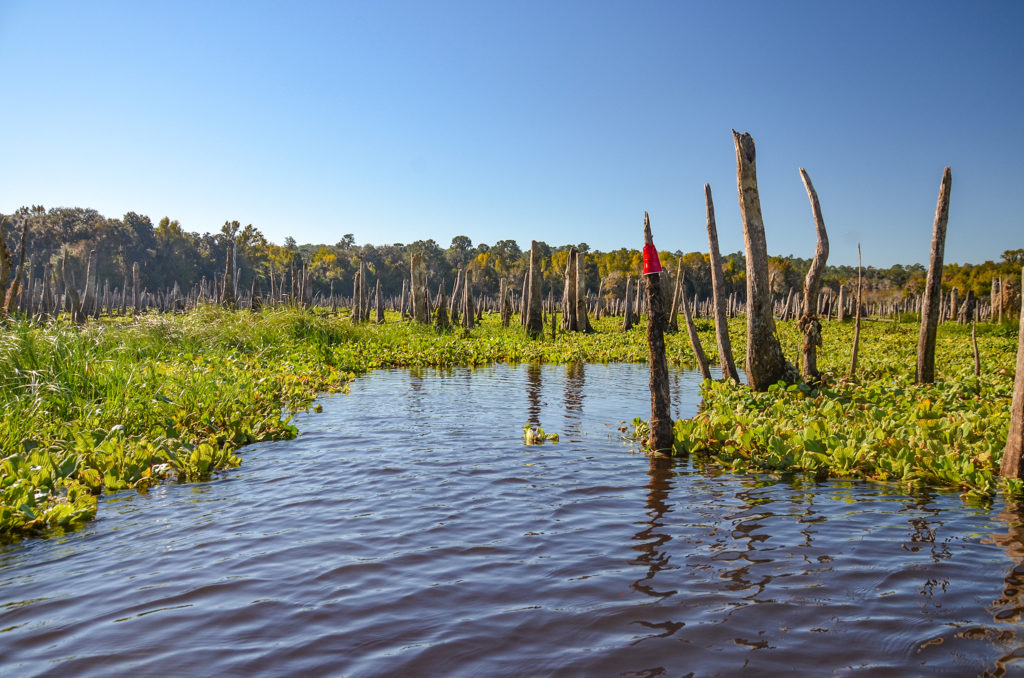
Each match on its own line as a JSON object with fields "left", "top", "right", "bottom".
{"left": 0, "top": 363, "right": 1023, "bottom": 677}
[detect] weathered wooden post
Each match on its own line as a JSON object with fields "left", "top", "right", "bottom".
{"left": 797, "top": 168, "right": 830, "bottom": 380}
{"left": 733, "top": 130, "right": 795, "bottom": 390}
{"left": 705, "top": 184, "right": 740, "bottom": 382}
{"left": 525, "top": 241, "right": 544, "bottom": 338}
{"left": 916, "top": 167, "right": 952, "bottom": 384}
{"left": 643, "top": 213, "right": 673, "bottom": 454}
{"left": 1000, "top": 267, "right": 1024, "bottom": 478}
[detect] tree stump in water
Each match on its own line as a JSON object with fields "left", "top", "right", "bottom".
{"left": 643, "top": 213, "right": 673, "bottom": 455}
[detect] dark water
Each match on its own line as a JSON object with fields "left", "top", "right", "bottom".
{"left": 2, "top": 364, "right": 1024, "bottom": 677}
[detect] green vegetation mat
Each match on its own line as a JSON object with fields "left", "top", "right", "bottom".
{"left": 0, "top": 306, "right": 1019, "bottom": 542}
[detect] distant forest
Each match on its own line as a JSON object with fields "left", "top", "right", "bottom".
{"left": 2, "top": 205, "right": 1021, "bottom": 305}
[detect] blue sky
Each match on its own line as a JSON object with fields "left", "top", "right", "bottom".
{"left": 1, "top": 1, "right": 1020, "bottom": 266}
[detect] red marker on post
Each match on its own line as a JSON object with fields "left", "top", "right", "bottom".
{"left": 642, "top": 242, "right": 663, "bottom": 275}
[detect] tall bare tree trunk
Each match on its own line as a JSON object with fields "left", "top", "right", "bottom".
{"left": 575, "top": 249, "right": 591, "bottom": 332}
{"left": 680, "top": 271, "right": 712, "bottom": 380}
{"left": 435, "top": 280, "right": 450, "bottom": 329}
{"left": 850, "top": 244, "right": 864, "bottom": 379}
{"left": 798, "top": 168, "right": 830, "bottom": 380}
{"left": 375, "top": 278, "right": 384, "bottom": 323}
{"left": 622, "top": 275, "right": 635, "bottom": 331}
{"left": 525, "top": 241, "right": 544, "bottom": 338}
{"left": 733, "top": 130, "right": 795, "bottom": 390}
{"left": 3, "top": 218, "right": 30, "bottom": 316}
{"left": 916, "top": 167, "right": 952, "bottom": 384}
{"left": 705, "top": 184, "right": 740, "bottom": 382}
{"left": 1000, "top": 267, "right": 1024, "bottom": 478}
{"left": 643, "top": 213, "right": 673, "bottom": 454}
{"left": 410, "top": 254, "right": 428, "bottom": 323}
{"left": 462, "top": 269, "right": 475, "bottom": 329}
{"left": 561, "top": 247, "right": 578, "bottom": 331}
{"left": 221, "top": 243, "right": 236, "bottom": 308}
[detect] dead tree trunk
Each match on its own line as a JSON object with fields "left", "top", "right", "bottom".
{"left": 3, "top": 217, "right": 30, "bottom": 317}
{"left": 435, "top": 280, "right": 450, "bottom": 330}
{"left": 916, "top": 167, "right": 952, "bottom": 384}
{"left": 643, "top": 213, "right": 673, "bottom": 454}
{"left": 525, "top": 241, "right": 544, "bottom": 338}
{"left": 797, "top": 168, "right": 830, "bottom": 380}
{"left": 622, "top": 275, "right": 636, "bottom": 331}
{"left": 462, "top": 269, "right": 475, "bottom": 329}
{"left": 666, "top": 261, "right": 681, "bottom": 333}
{"left": 221, "top": 243, "right": 236, "bottom": 308}
{"left": 850, "top": 244, "right": 864, "bottom": 379}
{"left": 500, "top": 278, "right": 512, "bottom": 327}
{"left": 705, "top": 184, "right": 740, "bottom": 382}
{"left": 575, "top": 249, "right": 591, "bottom": 332}
{"left": 410, "top": 254, "right": 428, "bottom": 323}
{"left": 733, "top": 130, "right": 795, "bottom": 390}
{"left": 0, "top": 217, "right": 12, "bottom": 313}
{"left": 62, "top": 250, "right": 84, "bottom": 323}
{"left": 375, "top": 278, "right": 384, "bottom": 323}
{"left": 1000, "top": 267, "right": 1024, "bottom": 478}
{"left": 680, "top": 271, "right": 712, "bottom": 380}
{"left": 561, "top": 247, "right": 578, "bottom": 331}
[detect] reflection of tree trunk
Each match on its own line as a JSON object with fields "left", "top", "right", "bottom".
{"left": 630, "top": 455, "right": 677, "bottom": 600}
{"left": 526, "top": 363, "right": 542, "bottom": 426}
{"left": 987, "top": 504, "right": 1024, "bottom": 625}
{"left": 733, "top": 130, "right": 795, "bottom": 390}
{"left": 563, "top": 361, "right": 585, "bottom": 422}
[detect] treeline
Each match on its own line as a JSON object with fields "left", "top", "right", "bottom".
{"left": 1, "top": 205, "right": 1021, "bottom": 309}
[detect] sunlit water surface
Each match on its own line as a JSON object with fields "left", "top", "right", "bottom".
{"left": 3, "top": 364, "right": 1024, "bottom": 677}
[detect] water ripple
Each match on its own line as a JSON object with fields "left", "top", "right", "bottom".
{"left": 1, "top": 364, "right": 1023, "bottom": 677}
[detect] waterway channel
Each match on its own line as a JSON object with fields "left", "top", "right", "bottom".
{"left": 2, "top": 364, "right": 1024, "bottom": 676}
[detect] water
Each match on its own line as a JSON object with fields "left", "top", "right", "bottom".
{"left": 2, "top": 363, "right": 1024, "bottom": 677}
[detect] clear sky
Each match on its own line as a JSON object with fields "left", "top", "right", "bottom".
{"left": 1, "top": 0, "right": 1020, "bottom": 266}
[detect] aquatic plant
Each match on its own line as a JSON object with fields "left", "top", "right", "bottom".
{"left": 522, "top": 424, "right": 559, "bottom": 445}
